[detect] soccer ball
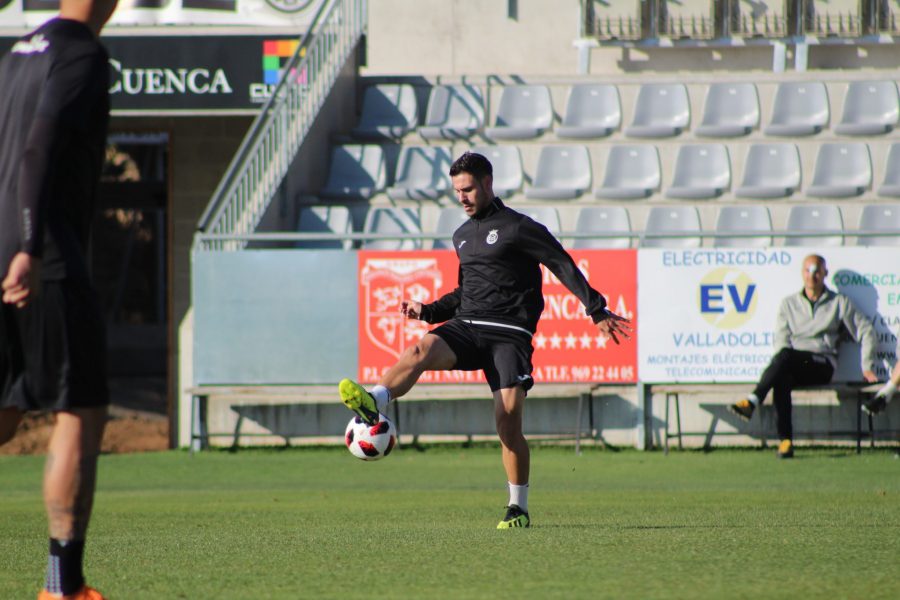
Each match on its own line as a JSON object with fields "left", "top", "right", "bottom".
{"left": 344, "top": 414, "right": 397, "bottom": 461}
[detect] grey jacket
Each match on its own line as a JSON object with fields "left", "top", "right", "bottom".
{"left": 775, "top": 287, "right": 876, "bottom": 371}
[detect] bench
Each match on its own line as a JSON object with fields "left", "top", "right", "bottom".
{"left": 649, "top": 382, "right": 880, "bottom": 454}
{"left": 186, "top": 382, "right": 611, "bottom": 453}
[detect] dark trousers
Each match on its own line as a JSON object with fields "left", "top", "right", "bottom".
{"left": 753, "top": 348, "right": 834, "bottom": 441}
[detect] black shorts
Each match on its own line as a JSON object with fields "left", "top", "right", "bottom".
{"left": 430, "top": 318, "right": 534, "bottom": 393}
{"left": 0, "top": 280, "right": 108, "bottom": 411}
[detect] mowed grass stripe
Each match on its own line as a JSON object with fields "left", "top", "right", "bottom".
{"left": 1, "top": 447, "right": 897, "bottom": 599}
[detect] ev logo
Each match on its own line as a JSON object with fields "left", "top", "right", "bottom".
{"left": 698, "top": 267, "right": 758, "bottom": 329}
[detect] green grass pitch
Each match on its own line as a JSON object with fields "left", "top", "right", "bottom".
{"left": 1, "top": 445, "right": 898, "bottom": 599}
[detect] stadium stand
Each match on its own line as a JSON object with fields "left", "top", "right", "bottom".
{"left": 713, "top": 206, "right": 773, "bottom": 248}
{"left": 570, "top": 206, "right": 632, "bottom": 249}
{"left": 734, "top": 143, "right": 801, "bottom": 199}
{"left": 856, "top": 203, "right": 900, "bottom": 246}
{"left": 432, "top": 206, "right": 469, "bottom": 249}
{"left": 319, "top": 144, "right": 387, "bottom": 200}
{"left": 765, "top": 82, "right": 830, "bottom": 136}
{"left": 625, "top": 83, "right": 690, "bottom": 138}
{"left": 593, "top": 144, "right": 661, "bottom": 199}
{"left": 296, "top": 205, "right": 353, "bottom": 250}
{"left": 518, "top": 206, "right": 562, "bottom": 234}
{"left": 805, "top": 142, "right": 872, "bottom": 198}
{"left": 352, "top": 83, "right": 418, "bottom": 140}
{"left": 695, "top": 82, "right": 760, "bottom": 138}
{"left": 730, "top": 0, "right": 787, "bottom": 37}
{"left": 525, "top": 145, "right": 593, "bottom": 200}
{"left": 834, "top": 81, "right": 899, "bottom": 136}
{"left": 556, "top": 83, "right": 621, "bottom": 139}
{"left": 589, "top": 0, "right": 642, "bottom": 40}
{"left": 807, "top": 0, "right": 862, "bottom": 37}
{"left": 641, "top": 206, "right": 702, "bottom": 247}
{"left": 665, "top": 143, "right": 731, "bottom": 199}
{"left": 784, "top": 204, "right": 845, "bottom": 246}
{"left": 661, "top": 0, "right": 715, "bottom": 39}
{"left": 484, "top": 84, "right": 554, "bottom": 140}
{"left": 877, "top": 143, "right": 900, "bottom": 197}
{"left": 419, "top": 84, "right": 485, "bottom": 140}
{"left": 386, "top": 146, "right": 453, "bottom": 200}
{"left": 362, "top": 206, "right": 422, "bottom": 250}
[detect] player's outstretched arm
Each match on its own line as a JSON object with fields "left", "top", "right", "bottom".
{"left": 595, "top": 309, "right": 632, "bottom": 346}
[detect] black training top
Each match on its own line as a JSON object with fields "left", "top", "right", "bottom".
{"left": 0, "top": 18, "right": 110, "bottom": 281}
{"left": 419, "top": 198, "right": 608, "bottom": 334}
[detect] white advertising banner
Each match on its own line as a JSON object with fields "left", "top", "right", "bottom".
{"left": 0, "top": 0, "right": 326, "bottom": 28}
{"left": 638, "top": 247, "right": 900, "bottom": 383}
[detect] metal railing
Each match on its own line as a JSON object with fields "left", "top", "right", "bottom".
{"left": 195, "top": 0, "right": 367, "bottom": 251}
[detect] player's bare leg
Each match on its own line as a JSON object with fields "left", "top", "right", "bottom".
{"left": 379, "top": 333, "right": 457, "bottom": 398}
{"left": 0, "top": 406, "right": 23, "bottom": 446}
{"left": 495, "top": 385, "right": 531, "bottom": 528}
{"left": 44, "top": 407, "right": 107, "bottom": 541}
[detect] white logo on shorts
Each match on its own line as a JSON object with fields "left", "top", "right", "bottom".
{"left": 486, "top": 229, "right": 499, "bottom": 245}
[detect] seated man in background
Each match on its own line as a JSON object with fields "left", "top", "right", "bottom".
{"left": 730, "top": 254, "right": 878, "bottom": 458}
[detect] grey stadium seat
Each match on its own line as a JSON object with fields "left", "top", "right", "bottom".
{"left": 666, "top": 144, "right": 731, "bottom": 199}
{"left": 805, "top": 143, "right": 871, "bottom": 198}
{"left": 735, "top": 143, "right": 801, "bottom": 199}
{"left": 834, "top": 81, "right": 899, "bottom": 136}
{"left": 518, "top": 206, "right": 562, "bottom": 234}
{"left": 765, "top": 82, "right": 829, "bottom": 136}
{"left": 420, "top": 84, "right": 485, "bottom": 140}
{"left": 695, "top": 82, "right": 759, "bottom": 137}
{"left": 856, "top": 204, "right": 900, "bottom": 246}
{"left": 470, "top": 145, "right": 523, "bottom": 198}
{"left": 572, "top": 206, "right": 632, "bottom": 249}
{"left": 386, "top": 146, "right": 453, "bottom": 200}
{"left": 556, "top": 83, "right": 621, "bottom": 139}
{"left": 625, "top": 83, "right": 690, "bottom": 138}
{"left": 878, "top": 143, "right": 900, "bottom": 198}
{"left": 319, "top": 144, "right": 386, "bottom": 200}
{"left": 352, "top": 84, "right": 418, "bottom": 140}
{"left": 642, "top": 206, "right": 702, "bottom": 248}
{"left": 594, "top": 145, "right": 660, "bottom": 199}
{"left": 362, "top": 207, "right": 422, "bottom": 250}
{"left": 484, "top": 85, "right": 553, "bottom": 140}
{"left": 432, "top": 207, "right": 469, "bottom": 249}
{"left": 784, "top": 205, "right": 844, "bottom": 247}
{"left": 525, "top": 145, "right": 592, "bottom": 200}
{"left": 714, "top": 205, "right": 772, "bottom": 247}
{"left": 296, "top": 205, "right": 353, "bottom": 250}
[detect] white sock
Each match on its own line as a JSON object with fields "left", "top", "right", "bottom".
{"left": 747, "top": 393, "right": 760, "bottom": 407}
{"left": 508, "top": 482, "right": 529, "bottom": 512}
{"left": 370, "top": 385, "right": 392, "bottom": 413}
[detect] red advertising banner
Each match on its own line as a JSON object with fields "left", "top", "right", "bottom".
{"left": 358, "top": 250, "right": 638, "bottom": 384}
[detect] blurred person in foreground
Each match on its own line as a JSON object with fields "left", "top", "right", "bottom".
{"left": 337, "top": 151, "right": 631, "bottom": 529}
{"left": 730, "top": 254, "right": 878, "bottom": 458}
{"left": 0, "top": 0, "right": 119, "bottom": 598}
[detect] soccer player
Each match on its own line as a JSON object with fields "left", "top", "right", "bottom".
{"left": 0, "top": 1, "right": 119, "bottom": 598}
{"left": 729, "top": 254, "right": 878, "bottom": 458}
{"left": 340, "top": 151, "right": 631, "bottom": 529}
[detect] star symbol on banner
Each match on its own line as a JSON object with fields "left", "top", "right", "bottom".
{"left": 534, "top": 332, "right": 548, "bottom": 349}
{"left": 550, "top": 333, "right": 562, "bottom": 349}
{"left": 595, "top": 334, "right": 608, "bottom": 349}
{"left": 565, "top": 333, "right": 577, "bottom": 349}
{"left": 579, "top": 333, "right": 593, "bottom": 349}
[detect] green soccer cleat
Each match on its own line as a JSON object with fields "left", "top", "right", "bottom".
{"left": 496, "top": 504, "right": 530, "bottom": 529}
{"left": 339, "top": 378, "right": 380, "bottom": 426}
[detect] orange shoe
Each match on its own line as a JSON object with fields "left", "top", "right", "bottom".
{"left": 38, "top": 585, "right": 106, "bottom": 600}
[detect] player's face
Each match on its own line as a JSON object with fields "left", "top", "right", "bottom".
{"left": 452, "top": 172, "right": 493, "bottom": 217}
{"left": 802, "top": 257, "right": 827, "bottom": 294}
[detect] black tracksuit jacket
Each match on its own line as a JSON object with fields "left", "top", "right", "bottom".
{"left": 419, "top": 198, "right": 608, "bottom": 334}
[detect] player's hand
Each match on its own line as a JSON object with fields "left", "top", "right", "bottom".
{"left": 875, "top": 380, "right": 897, "bottom": 401}
{"left": 596, "top": 310, "right": 632, "bottom": 345}
{"left": 2, "top": 252, "right": 41, "bottom": 308}
{"left": 862, "top": 370, "right": 878, "bottom": 384}
{"left": 400, "top": 300, "right": 424, "bottom": 320}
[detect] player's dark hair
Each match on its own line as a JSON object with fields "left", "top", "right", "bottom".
{"left": 449, "top": 151, "right": 492, "bottom": 180}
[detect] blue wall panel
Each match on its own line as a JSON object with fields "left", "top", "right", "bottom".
{"left": 193, "top": 250, "right": 357, "bottom": 384}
